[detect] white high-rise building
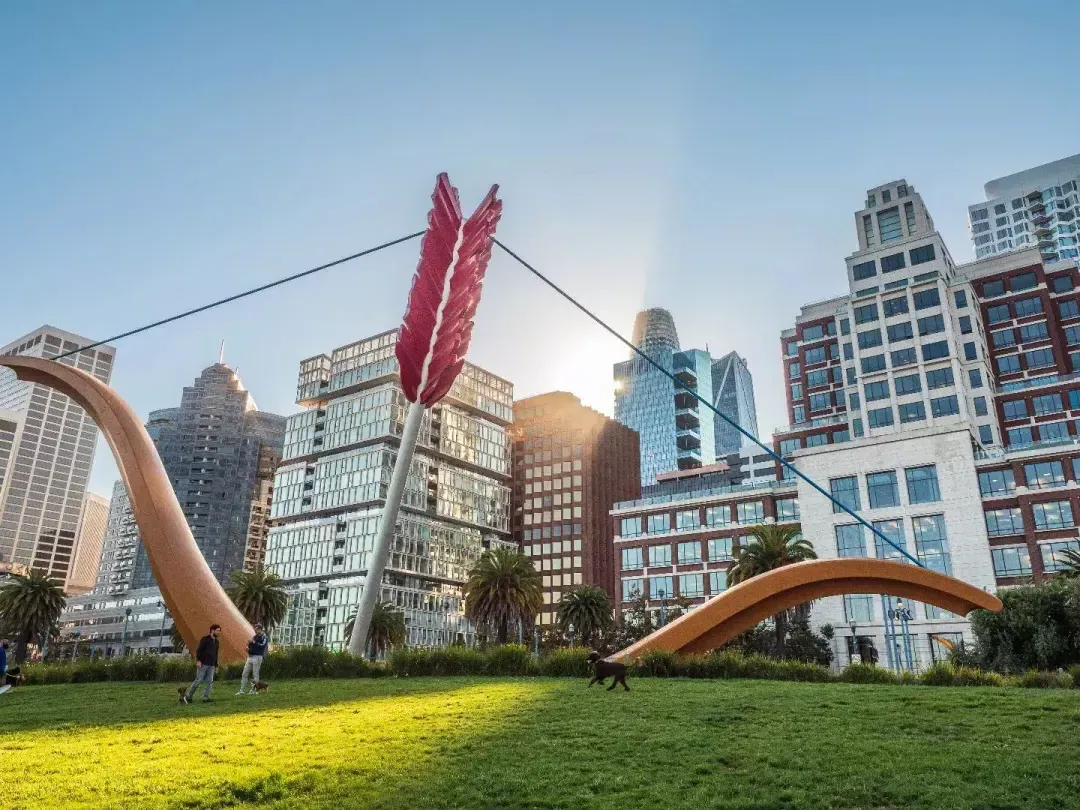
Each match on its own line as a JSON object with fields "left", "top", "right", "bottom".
{"left": 0, "top": 326, "right": 115, "bottom": 583}
{"left": 967, "top": 153, "right": 1080, "bottom": 262}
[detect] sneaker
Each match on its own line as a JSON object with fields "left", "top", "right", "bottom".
{"left": 236, "top": 690, "right": 247, "bottom": 696}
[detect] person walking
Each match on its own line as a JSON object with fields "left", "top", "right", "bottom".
{"left": 237, "top": 623, "right": 269, "bottom": 695}
{"left": 0, "top": 640, "right": 9, "bottom": 696}
{"left": 181, "top": 624, "right": 221, "bottom": 704}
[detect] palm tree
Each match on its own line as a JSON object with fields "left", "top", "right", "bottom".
{"left": 227, "top": 567, "right": 289, "bottom": 629}
{"left": 726, "top": 524, "right": 815, "bottom": 657}
{"left": 345, "top": 601, "right": 407, "bottom": 660}
{"left": 464, "top": 547, "right": 542, "bottom": 644}
{"left": 556, "top": 586, "right": 613, "bottom": 646}
{"left": 1056, "top": 546, "right": 1080, "bottom": 578}
{"left": 0, "top": 569, "right": 66, "bottom": 663}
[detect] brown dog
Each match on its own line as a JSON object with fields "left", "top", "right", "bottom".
{"left": 251, "top": 680, "right": 270, "bottom": 694}
{"left": 586, "top": 651, "right": 629, "bottom": 691}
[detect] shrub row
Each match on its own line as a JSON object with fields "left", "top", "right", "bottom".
{"left": 20, "top": 645, "right": 1077, "bottom": 689}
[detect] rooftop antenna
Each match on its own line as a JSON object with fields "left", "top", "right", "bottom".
{"left": 218, "top": 340, "right": 225, "bottom": 365}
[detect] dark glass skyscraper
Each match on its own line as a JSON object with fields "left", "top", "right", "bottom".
{"left": 94, "top": 365, "right": 285, "bottom": 593}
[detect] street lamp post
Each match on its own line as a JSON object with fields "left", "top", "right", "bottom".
{"left": 157, "top": 601, "right": 169, "bottom": 654}
{"left": 71, "top": 631, "right": 81, "bottom": 663}
{"left": 658, "top": 589, "right": 668, "bottom": 628}
{"left": 568, "top": 623, "right": 575, "bottom": 649}
{"left": 533, "top": 625, "right": 541, "bottom": 658}
{"left": 849, "top": 621, "right": 860, "bottom": 665}
{"left": 119, "top": 607, "right": 133, "bottom": 658}
{"left": 895, "top": 597, "right": 915, "bottom": 671}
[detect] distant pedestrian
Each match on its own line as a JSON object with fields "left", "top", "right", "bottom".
{"left": 181, "top": 624, "right": 221, "bottom": 704}
{"left": 237, "top": 624, "right": 269, "bottom": 695}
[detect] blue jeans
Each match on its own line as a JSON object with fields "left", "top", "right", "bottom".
{"left": 185, "top": 665, "right": 215, "bottom": 700}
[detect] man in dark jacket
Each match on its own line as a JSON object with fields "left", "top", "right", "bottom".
{"left": 237, "top": 623, "right": 269, "bottom": 695}
{"left": 181, "top": 624, "right": 221, "bottom": 704}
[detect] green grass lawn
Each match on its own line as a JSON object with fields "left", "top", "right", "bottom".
{"left": 2, "top": 677, "right": 1078, "bottom": 809}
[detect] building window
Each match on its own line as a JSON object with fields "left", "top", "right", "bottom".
{"left": 852, "top": 260, "right": 876, "bottom": 280}
{"left": 917, "top": 314, "right": 945, "bottom": 336}
{"left": 964, "top": 342, "right": 978, "bottom": 361}
{"left": 806, "top": 433, "right": 828, "bottom": 447}
{"left": 776, "top": 498, "right": 799, "bottom": 521}
{"left": 807, "top": 369, "right": 829, "bottom": 387}
{"left": 790, "top": 383, "right": 803, "bottom": 401}
{"left": 1041, "top": 422, "right": 1070, "bottom": 442}
{"left": 894, "top": 374, "right": 921, "bottom": 396}
{"left": 789, "top": 362, "right": 801, "bottom": 379}
{"left": 705, "top": 505, "right": 731, "bottom": 527}
{"left": 969, "top": 369, "right": 983, "bottom": 389}
{"left": 1041, "top": 540, "right": 1080, "bottom": 572}
{"left": 887, "top": 322, "right": 914, "bottom": 342}
{"left": 978, "top": 469, "right": 1015, "bottom": 497}
{"left": 983, "top": 279, "right": 1005, "bottom": 297}
{"left": 1060, "top": 300, "right": 1080, "bottom": 320}
{"left": 1014, "top": 297, "right": 1044, "bottom": 318}
{"left": 620, "top": 517, "right": 642, "bottom": 538}
{"left": 621, "top": 547, "right": 643, "bottom": 570}
{"left": 621, "top": 578, "right": 644, "bottom": 601}
{"left": 1052, "top": 275, "right": 1075, "bottom": 293}
{"left": 864, "top": 381, "right": 890, "bottom": 402}
{"left": 861, "top": 355, "right": 886, "bottom": 374}
{"left": 921, "top": 341, "right": 949, "bottom": 361}
{"left": 843, "top": 594, "right": 874, "bottom": 623}
{"left": 959, "top": 316, "right": 972, "bottom": 334}
{"left": 676, "top": 509, "right": 701, "bottom": 530}
{"left": 1007, "top": 426, "right": 1033, "bottom": 447}
{"left": 880, "top": 252, "right": 906, "bottom": 273}
{"left": 974, "top": 396, "right": 988, "bottom": 416}
{"left": 679, "top": 574, "right": 704, "bottom": 598}
{"left": 997, "top": 355, "right": 1022, "bottom": 375}
{"left": 830, "top": 476, "right": 860, "bottom": 513}
{"left": 913, "top": 289, "right": 940, "bottom": 310}
{"left": 835, "top": 524, "right": 866, "bottom": 557}
{"left": 909, "top": 243, "right": 935, "bottom": 265}
{"left": 852, "top": 418, "right": 864, "bottom": 438}
{"left": 979, "top": 425, "right": 993, "bottom": 445}
{"left": 646, "top": 514, "right": 670, "bottom": 534}
{"left": 866, "top": 471, "right": 900, "bottom": 509}
{"left": 871, "top": 518, "right": 907, "bottom": 560}
{"left": 925, "top": 367, "right": 953, "bottom": 389}
{"left": 1032, "top": 393, "right": 1064, "bottom": 416}
{"left": 991, "top": 546, "right": 1032, "bottom": 577}
{"left": 912, "top": 514, "right": 951, "bottom": 574}
{"left": 857, "top": 329, "right": 883, "bottom": 350}
{"left": 1011, "top": 272, "right": 1038, "bottom": 292}
{"left": 786, "top": 341, "right": 799, "bottom": 357}
{"left": 1018, "top": 321, "right": 1049, "bottom": 343}
{"left": 905, "top": 466, "right": 940, "bottom": 504}
{"left": 891, "top": 347, "right": 917, "bottom": 367}
{"left": 854, "top": 303, "right": 879, "bottom": 324}
{"left": 1002, "top": 399, "right": 1027, "bottom": 420}
{"left": 1064, "top": 326, "right": 1080, "bottom": 346}
{"left": 992, "top": 329, "right": 1017, "bottom": 348}
{"left": 930, "top": 395, "right": 960, "bottom": 418}
{"left": 649, "top": 576, "right": 674, "bottom": 600}
{"left": 809, "top": 393, "right": 831, "bottom": 412}
{"left": 737, "top": 501, "right": 764, "bottom": 524}
{"left": 1025, "top": 348, "right": 1055, "bottom": 370}
{"left": 898, "top": 402, "right": 925, "bottom": 423}
{"left": 868, "top": 407, "right": 894, "bottom": 428}
{"left": 883, "top": 296, "right": 909, "bottom": 317}
{"left": 677, "top": 541, "right": 701, "bottom": 565}
{"left": 985, "top": 508, "right": 1025, "bottom": 537}
{"left": 954, "top": 290, "right": 968, "bottom": 309}
{"left": 779, "top": 439, "right": 801, "bottom": 457}
{"left": 1032, "top": 501, "right": 1074, "bottom": 531}
{"left": 707, "top": 537, "right": 733, "bottom": 561}
{"left": 904, "top": 202, "right": 916, "bottom": 234}
{"left": 805, "top": 346, "right": 827, "bottom": 365}
{"left": 648, "top": 544, "right": 672, "bottom": 567}
{"left": 877, "top": 207, "right": 903, "bottom": 242}
{"left": 843, "top": 342, "right": 854, "bottom": 360}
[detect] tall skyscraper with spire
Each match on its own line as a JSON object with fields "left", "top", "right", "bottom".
{"left": 614, "top": 309, "right": 760, "bottom": 486}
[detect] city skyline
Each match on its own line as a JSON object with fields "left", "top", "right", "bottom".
{"left": 6, "top": 4, "right": 1080, "bottom": 501}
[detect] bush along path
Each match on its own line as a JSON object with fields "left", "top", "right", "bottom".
{"left": 18, "top": 645, "right": 1079, "bottom": 690}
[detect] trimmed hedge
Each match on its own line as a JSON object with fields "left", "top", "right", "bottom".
{"left": 18, "top": 646, "right": 1078, "bottom": 690}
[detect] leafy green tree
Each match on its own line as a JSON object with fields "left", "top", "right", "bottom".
{"left": 727, "top": 524, "right": 816, "bottom": 657}
{"left": 1056, "top": 547, "right": 1080, "bottom": 578}
{"left": 556, "top": 586, "right": 614, "bottom": 646}
{"left": 227, "top": 567, "right": 289, "bottom": 629}
{"left": 0, "top": 570, "right": 66, "bottom": 663}
{"left": 345, "top": 601, "right": 407, "bottom": 659}
{"left": 464, "top": 548, "right": 542, "bottom": 643}
{"left": 967, "top": 577, "right": 1080, "bottom": 672}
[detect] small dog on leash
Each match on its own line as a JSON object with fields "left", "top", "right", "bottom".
{"left": 250, "top": 680, "right": 270, "bottom": 694}
{"left": 586, "top": 651, "right": 629, "bottom": 692}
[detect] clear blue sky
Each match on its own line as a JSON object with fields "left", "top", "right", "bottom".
{"left": 3, "top": 1, "right": 1079, "bottom": 498}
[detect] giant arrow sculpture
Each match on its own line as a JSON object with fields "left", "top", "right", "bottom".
{"left": 346, "top": 174, "right": 502, "bottom": 656}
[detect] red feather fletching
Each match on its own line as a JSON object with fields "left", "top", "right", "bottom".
{"left": 396, "top": 173, "right": 502, "bottom": 406}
